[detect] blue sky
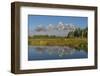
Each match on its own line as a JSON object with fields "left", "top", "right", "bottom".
{"left": 28, "top": 15, "right": 88, "bottom": 34}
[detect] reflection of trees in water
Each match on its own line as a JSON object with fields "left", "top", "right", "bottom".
{"left": 34, "top": 47, "right": 45, "bottom": 54}
{"left": 33, "top": 46, "right": 86, "bottom": 57}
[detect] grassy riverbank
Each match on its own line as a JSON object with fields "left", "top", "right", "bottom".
{"left": 28, "top": 38, "right": 87, "bottom": 50}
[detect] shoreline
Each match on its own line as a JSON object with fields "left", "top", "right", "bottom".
{"left": 28, "top": 38, "right": 87, "bottom": 50}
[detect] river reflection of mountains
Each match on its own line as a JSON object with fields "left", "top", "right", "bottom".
{"left": 32, "top": 46, "right": 87, "bottom": 57}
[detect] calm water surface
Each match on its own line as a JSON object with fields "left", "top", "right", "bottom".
{"left": 28, "top": 46, "right": 88, "bottom": 60}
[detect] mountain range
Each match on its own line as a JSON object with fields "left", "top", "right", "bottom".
{"left": 29, "top": 22, "right": 78, "bottom": 37}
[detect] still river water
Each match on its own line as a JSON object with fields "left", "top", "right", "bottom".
{"left": 28, "top": 46, "right": 88, "bottom": 60}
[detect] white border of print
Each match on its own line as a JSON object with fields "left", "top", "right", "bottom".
{"left": 20, "top": 6, "right": 95, "bottom": 70}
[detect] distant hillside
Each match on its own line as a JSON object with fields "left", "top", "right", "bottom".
{"left": 29, "top": 22, "right": 80, "bottom": 37}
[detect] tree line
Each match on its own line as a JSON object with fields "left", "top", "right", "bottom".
{"left": 29, "top": 35, "right": 66, "bottom": 39}
{"left": 67, "top": 27, "right": 88, "bottom": 38}
{"left": 29, "top": 27, "right": 88, "bottom": 39}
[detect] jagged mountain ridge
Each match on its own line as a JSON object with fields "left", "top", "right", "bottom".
{"left": 29, "top": 22, "right": 79, "bottom": 37}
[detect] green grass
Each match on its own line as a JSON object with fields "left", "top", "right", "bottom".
{"left": 28, "top": 38, "right": 87, "bottom": 50}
